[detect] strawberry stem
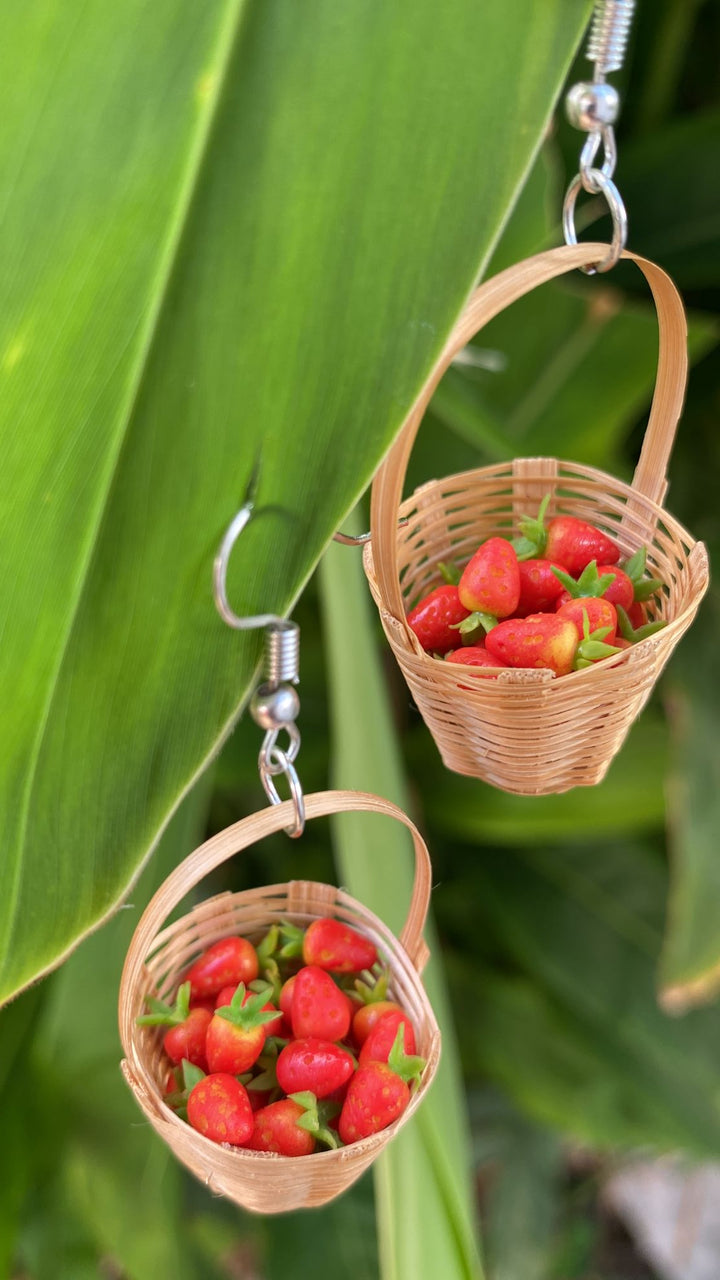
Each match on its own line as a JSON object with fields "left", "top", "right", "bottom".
{"left": 438, "top": 561, "right": 461, "bottom": 585}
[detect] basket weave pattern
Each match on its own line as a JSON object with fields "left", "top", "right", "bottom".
{"left": 364, "top": 245, "right": 709, "bottom": 796}
{"left": 119, "top": 791, "right": 440, "bottom": 1214}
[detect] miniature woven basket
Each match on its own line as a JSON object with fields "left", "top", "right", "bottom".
{"left": 364, "top": 243, "right": 709, "bottom": 796}
{"left": 119, "top": 790, "right": 441, "bottom": 1214}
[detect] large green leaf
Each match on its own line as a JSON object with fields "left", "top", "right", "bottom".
{"left": 9, "top": 778, "right": 215, "bottom": 1279}
{"left": 450, "top": 839, "right": 720, "bottom": 1159}
{"left": 320, "top": 516, "right": 484, "bottom": 1280}
{"left": 660, "top": 584, "right": 720, "bottom": 1009}
{"left": 0, "top": 0, "right": 593, "bottom": 1006}
{"left": 620, "top": 108, "right": 720, "bottom": 290}
{"left": 423, "top": 283, "right": 717, "bottom": 474}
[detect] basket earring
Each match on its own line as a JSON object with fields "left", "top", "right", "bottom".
{"left": 119, "top": 495, "right": 440, "bottom": 1212}
{"left": 363, "top": 244, "right": 709, "bottom": 796}
{"left": 118, "top": 790, "right": 441, "bottom": 1214}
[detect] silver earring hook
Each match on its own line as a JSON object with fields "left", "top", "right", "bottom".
{"left": 214, "top": 493, "right": 304, "bottom": 837}
{"left": 213, "top": 501, "right": 289, "bottom": 631}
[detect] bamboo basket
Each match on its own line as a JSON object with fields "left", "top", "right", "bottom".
{"left": 364, "top": 243, "right": 709, "bottom": 796}
{"left": 119, "top": 790, "right": 441, "bottom": 1214}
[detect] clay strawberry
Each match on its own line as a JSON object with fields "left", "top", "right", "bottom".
{"left": 515, "top": 558, "right": 567, "bottom": 615}
{"left": 458, "top": 537, "right": 521, "bottom": 619}
{"left": 445, "top": 646, "right": 505, "bottom": 671}
{"left": 163, "top": 1058, "right": 207, "bottom": 1122}
{"left": 358, "top": 1010, "right": 417, "bottom": 1064}
{"left": 276, "top": 1038, "right": 356, "bottom": 1099}
{"left": 185, "top": 936, "right": 259, "bottom": 999}
{"left": 290, "top": 966, "right": 353, "bottom": 1041}
{"left": 556, "top": 596, "right": 618, "bottom": 642}
{"left": 552, "top": 560, "right": 633, "bottom": 612}
{"left": 136, "top": 981, "right": 211, "bottom": 1070}
{"left": 186, "top": 1072, "right": 254, "bottom": 1146}
{"left": 486, "top": 612, "right": 621, "bottom": 675}
{"left": 302, "top": 918, "right": 378, "bottom": 973}
{"left": 406, "top": 585, "right": 471, "bottom": 653}
{"left": 484, "top": 613, "right": 579, "bottom": 676}
{"left": 338, "top": 1027, "right": 425, "bottom": 1144}
{"left": 352, "top": 1000, "right": 408, "bottom": 1047}
{"left": 514, "top": 496, "right": 620, "bottom": 574}
{"left": 621, "top": 547, "right": 664, "bottom": 602}
{"left": 205, "top": 983, "right": 280, "bottom": 1074}
{"left": 247, "top": 1098, "right": 318, "bottom": 1156}
{"left": 279, "top": 974, "right": 297, "bottom": 1021}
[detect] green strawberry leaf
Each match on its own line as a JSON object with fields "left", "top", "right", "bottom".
{"left": 181, "top": 1059, "right": 206, "bottom": 1091}
{"left": 633, "top": 576, "right": 664, "bottom": 602}
{"left": 135, "top": 981, "right": 191, "bottom": 1027}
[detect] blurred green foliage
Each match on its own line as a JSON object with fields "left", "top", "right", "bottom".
{"left": 3, "top": 1, "right": 720, "bottom": 1278}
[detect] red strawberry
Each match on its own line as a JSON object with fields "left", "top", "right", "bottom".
{"left": 593, "top": 565, "right": 635, "bottom": 611}
{"left": 445, "top": 646, "right": 505, "bottom": 671}
{"left": 186, "top": 1072, "right": 254, "bottom": 1146}
{"left": 291, "top": 966, "right": 352, "bottom": 1041}
{"left": 515, "top": 559, "right": 567, "bottom": 616}
{"left": 458, "top": 538, "right": 520, "bottom": 619}
{"left": 485, "top": 614, "right": 579, "bottom": 676}
{"left": 276, "top": 1038, "right": 355, "bottom": 1099}
{"left": 486, "top": 611, "right": 621, "bottom": 675}
{"left": 406, "top": 585, "right": 470, "bottom": 653}
{"left": 302, "top": 918, "right": 378, "bottom": 974}
{"left": 135, "top": 981, "right": 211, "bottom": 1071}
{"left": 185, "top": 936, "right": 259, "bottom": 999}
{"left": 338, "top": 1065, "right": 408, "bottom": 1143}
{"left": 545, "top": 519, "right": 620, "bottom": 575}
{"left": 214, "top": 983, "right": 284, "bottom": 1037}
{"left": 556, "top": 597, "right": 618, "bottom": 642}
{"left": 338, "top": 1027, "right": 425, "bottom": 1144}
{"left": 359, "top": 1010, "right": 417, "bottom": 1064}
{"left": 278, "top": 977, "right": 294, "bottom": 1018}
{"left": 205, "top": 984, "right": 280, "bottom": 1075}
{"left": 352, "top": 1000, "right": 407, "bottom": 1047}
{"left": 247, "top": 1098, "right": 317, "bottom": 1156}
{"left": 514, "top": 496, "right": 620, "bottom": 575}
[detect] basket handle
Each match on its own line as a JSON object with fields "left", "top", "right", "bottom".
{"left": 118, "top": 791, "right": 433, "bottom": 1016}
{"left": 369, "top": 243, "right": 688, "bottom": 622}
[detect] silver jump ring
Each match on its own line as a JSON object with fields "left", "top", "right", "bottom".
{"left": 562, "top": 168, "right": 627, "bottom": 274}
{"left": 258, "top": 745, "right": 305, "bottom": 838}
{"left": 580, "top": 126, "right": 617, "bottom": 188}
{"left": 259, "top": 725, "right": 301, "bottom": 774}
